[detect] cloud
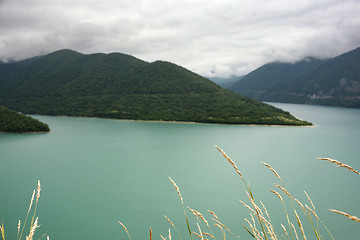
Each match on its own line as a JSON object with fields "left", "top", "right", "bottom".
{"left": 1, "top": 0, "right": 360, "bottom": 77}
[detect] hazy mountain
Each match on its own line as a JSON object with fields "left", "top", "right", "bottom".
{"left": 0, "top": 105, "right": 49, "bottom": 133}
{"left": 229, "top": 47, "right": 360, "bottom": 108}
{"left": 0, "top": 49, "right": 311, "bottom": 125}
{"left": 208, "top": 76, "right": 243, "bottom": 88}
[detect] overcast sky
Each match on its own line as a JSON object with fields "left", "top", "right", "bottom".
{"left": 1, "top": 0, "right": 360, "bottom": 77}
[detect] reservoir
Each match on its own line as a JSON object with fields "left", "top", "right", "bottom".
{"left": 1, "top": 103, "right": 359, "bottom": 239}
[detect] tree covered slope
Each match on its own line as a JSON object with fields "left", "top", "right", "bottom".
{"left": 0, "top": 105, "right": 49, "bottom": 133}
{"left": 229, "top": 47, "right": 360, "bottom": 108}
{"left": 0, "top": 49, "right": 311, "bottom": 125}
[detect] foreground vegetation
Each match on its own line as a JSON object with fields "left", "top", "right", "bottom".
{"left": 0, "top": 105, "right": 50, "bottom": 133}
{"left": 0, "top": 49, "right": 311, "bottom": 125}
{"left": 117, "top": 146, "right": 359, "bottom": 239}
{"left": 0, "top": 180, "right": 49, "bottom": 240}
{"left": 1, "top": 148, "right": 358, "bottom": 240}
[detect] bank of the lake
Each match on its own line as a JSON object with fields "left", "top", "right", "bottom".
{"left": 0, "top": 103, "right": 359, "bottom": 240}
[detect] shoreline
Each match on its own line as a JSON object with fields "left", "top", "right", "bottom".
{"left": 30, "top": 114, "right": 315, "bottom": 127}
{"left": 0, "top": 131, "right": 50, "bottom": 134}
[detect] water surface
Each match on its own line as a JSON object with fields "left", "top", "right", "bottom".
{"left": 0, "top": 103, "right": 359, "bottom": 239}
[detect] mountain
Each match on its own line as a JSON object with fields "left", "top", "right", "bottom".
{"left": 229, "top": 47, "right": 360, "bottom": 108}
{"left": 208, "top": 76, "right": 243, "bottom": 88}
{"left": 0, "top": 49, "right": 311, "bottom": 125}
{"left": 0, "top": 105, "right": 50, "bottom": 133}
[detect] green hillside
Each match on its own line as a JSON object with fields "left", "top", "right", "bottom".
{"left": 229, "top": 47, "right": 360, "bottom": 108}
{"left": 0, "top": 49, "right": 311, "bottom": 125}
{"left": 0, "top": 105, "right": 50, "bottom": 133}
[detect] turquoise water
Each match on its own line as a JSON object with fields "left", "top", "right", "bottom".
{"left": 0, "top": 103, "right": 359, "bottom": 239}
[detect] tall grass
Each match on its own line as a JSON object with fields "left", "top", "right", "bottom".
{"left": 1, "top": 147, "right": 358, "bottom": 239}
{"left": 117, "top": 146, "right": 359, "bottom": 239}
{"left": 0, "top": 180, "right": 49, "bottom": 240}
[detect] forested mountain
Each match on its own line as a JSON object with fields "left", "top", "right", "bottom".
{"left": 208, "top": 76, "right": 243, "bottom": 88}
{"left": 229, "top": 47, "right": 360, "bottom": 108}
{"left": 0, "top": 49, "right": 311, "bottom": 125}
{"left": 0, "top": 105, "right": 49, "bottom": 133}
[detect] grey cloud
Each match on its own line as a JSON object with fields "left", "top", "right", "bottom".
{"left": 0, "top": 0, "right": 359, "bottom": 77}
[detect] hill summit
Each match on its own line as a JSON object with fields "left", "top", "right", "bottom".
{"left": 0, "top": 49, "right": 311, "bottom": 125}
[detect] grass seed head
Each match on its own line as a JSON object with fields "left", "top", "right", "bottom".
{"left": 291, "top": 223, "right": 299, "bottom": 240}
{"left": 329, "top": 209, "right": 360, "bottom": 222}
{"left": 169, "top": 177, "right": 184, "bottom": 204}
{"left": 261, "top": 161, "right": 282, "bottom": 181}
{"left": 26, "top": 217, "right": 39, "bottom": 240}
{"left": 164, "top": 215, "right": 176, "bottom": 229}
{"left": 304, "top": 191, "right": 316, "bottom": 211}
{"left": 36, "top": 180, "right": 41, "bottom": 200}
{"left": 118, "top": 220, "right": 132, "bottom": 240}
{"left": 207, "top": 210, "right": 219, "bottom": 220}
{"left": 270, "top": 190, "right": 283, "bottom": 201}
{"left": 317, "top": 158, "right": 360, "bottom": 174}
{"left": 215, "top": 146, "right": 243, "bottom": 177}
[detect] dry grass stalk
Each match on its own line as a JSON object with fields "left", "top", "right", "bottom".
{"left": 294, "top": 210, "right": 306, "bottom": 240}
{"left": 164, "top": 215, "right": 176, "bottom": 229}
{"left": 207, "top": 210, "right": 219, "bottom": 220}
{"left": 197, "top": 223, "right": 204, "bottom": 240}
{"left": 294, "top": 198, "right": 306, "bottom": 212}
{"left": 215, "top": 146, "right": 243, "bottom": 178}
{"left": 329, "top": 209, "right": 360, "bottom": 222}
{"left": 187, "top": 207, "right": 200, "bottom": 221}
{"left": 213, "top": 223, "right": 223, "bottom": 232}
{"left": 0, "top": 221, "right": 4, "bottom": 240}
{"left": 169, "top": 229, "right": 172, "bottom": 240}
{"left": 18, "top": 220, "right": 21, "bottom": 235}
{"left": 203, "top": 232, "right": 214, "bottom": 238}
{"left": 261, "top": 162, "right": 282, "bottom": 182}
{"left": 274, "top": 184, "right": 292, "bottom": 198}
{"left": 36, "top": 180, "right": 41, "bottom": 202}
{"left": 118, "top": 221, "right": 132, "bottom": 240}
{"left": 305, "top": 205, "right": 320, "bottom": 220}
{"left": 193, "top": 232, "right": 202, "bottom": 239}
{"left": 213, "top": 218, "right": 234, "bottom": 239}
{"left": 250, "top": 213, "right": 264, "bottom": 240}
{"left": 26, "top": 217, "right": 39, "bottom": 240}
{"left": 187, "top": 207, "right": 209, "bottom": 227}
{"left": 250, "top": 213, "right": 256, "bottom": 229}
{"left": 239, "top": 200, "right": 256, "bottom": 214}
{"left": 270, "top": 190, "right": 283, "bottom": 201}
{"left": 246, "top": 192, "right": 269, "bottom": 240}
{"left": 150, "top": 227, "right": 152, "bottom": 240}
{"left": 264, "top": 223, "right": 276, "bottom": 240}
{"left": 304, "top": 191, "right": 316, "bottom": 211}
{"left": 211, "top": 218, "right": 232, "bottom": 235}
{"left": 245, "top": 218, "right": 255, "bottom": 234}
{"left": 281, "top": 224, "right": 288, "bottom": 237}
{"left": 27, "top": 190, "right": 35, "bottom": 214}
{"left": 160, "top": 235, "right": 166, "bottom": 240}
{"left": 169, "top": 177, "right": 184, "bottom": 204}
{"left": 317, "top": 158, "right": 360, "bottom": 174}
{"left": 260, "top": 201, "right": 270, "bottom": 220}
{"left": 291, "top": 223, "right": 299, "bottom": 240}
{"left": 196, "top": 211, "right": 209, "bottom": 227}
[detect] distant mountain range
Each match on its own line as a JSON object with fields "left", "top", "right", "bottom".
{"left": 208, "top": 76, "right": 243, "bottom": 88}
{"left": 0, "top": 49, "right": 311, "bottom": 125}
{"left": 229, "top": 47, "right": 360, "bottom": 108}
